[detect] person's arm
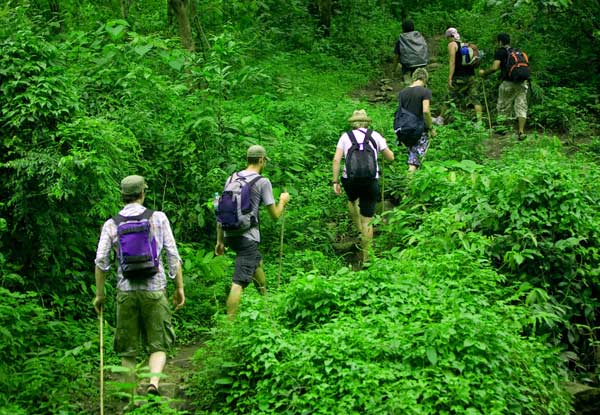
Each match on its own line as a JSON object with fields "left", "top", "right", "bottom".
{"left": 422, "top": 99, "right": 436, "bottom": 138}
{"left": 448, "top": 41, "right": 457, "bottom": 88}
{"left": 381, "top": 147, "right": 394, "bottom": 161}
{"left": 422, "top": 99, "right": 433, "bottom": 130}
{"left": 172, "top": 264, "right": 185, "bottom": 311}
{"left": 266, "top": 192, "right": 290, "bottom": 219}
{"left": 94, "top": 266, "right": 107, "bottom": 314}
{"left": 93, "top": 221, "right": 113, "bottom": 314}
{"left": 214, "top": 223, "right": 225, "bottom": 256}
{"left": 479, "top": 59, "right": 501, "bottom": 77}
{"left": 332, "top": 147, "right": 344, "bottom": 195}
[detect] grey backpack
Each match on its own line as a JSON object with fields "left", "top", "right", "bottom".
{"left": 397, "top": 31, "right": 429, "bottom": 68}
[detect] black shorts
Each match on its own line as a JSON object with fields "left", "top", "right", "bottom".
{"left": 225, "top": 236, "right": 262, "bottom": 288}
{"left": 341, "top": 178, "right": 379, "bottom": 217}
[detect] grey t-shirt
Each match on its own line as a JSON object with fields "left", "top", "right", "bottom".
{"left": 224, "top": 170, "right": 275, "bottom": 242}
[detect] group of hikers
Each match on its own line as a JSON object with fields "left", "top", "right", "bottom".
{"left": 394, "top": 21, "right": 530, "bottom": 140}
{"left": 90, "top": 21, "right": 532, "bottom": 400}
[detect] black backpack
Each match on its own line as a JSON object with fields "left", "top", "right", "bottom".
{"left": 505, "top": 47, "right": 530, "bottom": 82}
{"left": 394, "top": 93, "right": 424, "bottom": 148}
{"left": 345, "top": 130, "right": 378, "bottom": 180}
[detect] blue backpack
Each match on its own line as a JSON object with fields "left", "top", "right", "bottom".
{"left": 113, "top": 209, "right": 159, "bottom": 279}
{"left": 216, "top": 173, "right": 262, "bottom": 231}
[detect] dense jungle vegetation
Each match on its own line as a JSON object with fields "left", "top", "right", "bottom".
{"left": 1, "top": 0, "right": 599, "bottom": 414}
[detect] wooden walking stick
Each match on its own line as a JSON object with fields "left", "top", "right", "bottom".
{"left": 99, "top": 305, "right": 104, "bottom": 415}
{"left": 277, "top": 206, "right": 286, "bottom": 289}
{"left": 380, "top": 160, "right": 385, "bottom": 214}
{"left": 482, "top": 79, "right": 493, "bottom": 138}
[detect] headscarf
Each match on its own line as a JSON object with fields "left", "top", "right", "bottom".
{"left": 445, "top": 27, "right": 461, "bottom": 41}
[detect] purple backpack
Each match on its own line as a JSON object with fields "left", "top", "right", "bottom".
{"left": 113, "top": 209, "right": 159, "bottom": 279}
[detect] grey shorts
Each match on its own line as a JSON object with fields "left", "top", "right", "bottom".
{"left": 225, "top": 236, "right": 262, "bottom": 288}
{"left": 114, "top": 290, "right": 175, "bottom": 357}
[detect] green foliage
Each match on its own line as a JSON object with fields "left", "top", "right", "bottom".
{"left": 0, "top": 288, "right": 100, "bottom": 414}
{"left": 1, "top": 1, "right": 599, "bottom": 413}
{"left": 189, "top": 251, "right": 572, "bottom": 414}
{"left": 530, "top": 86, "right": 599, "bottom": 137}
{"left": 379, "top": 141, "right": 600, "bottom": 374}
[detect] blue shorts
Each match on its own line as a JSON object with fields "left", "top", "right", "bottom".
{"left": 341, "top": 178, "right": 379, "bottom": 217}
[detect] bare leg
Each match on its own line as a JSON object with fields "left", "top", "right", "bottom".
{"left": 360, "top": 216, "right": 373, "bottom": 262}
{"left": 226, "top": 283, "right": 243, "bottom": 320}
{"left": 148, "top": 351, "right": 166, "bottom": 388}
{"left": 408, "top": 164, "right": 418, "bottom": 173}
{"left": 252, "top": 261, "right": 266, "bottom": 295}
{"left": 359, "top": 215, "right": 373, "bottom": 262}
{"left": 474, "top": 104, "right": 483, "bottom": 122}
{"left": 121, "top": 356, "right": 136, "bottom": 396}
{"left": 347, "top": 200, "right": 361, "bottom": 234}
{"left": 517, "top": 116, "right": 526, "bottom": 134}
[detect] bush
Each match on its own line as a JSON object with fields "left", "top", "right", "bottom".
{"left": 189, "top": 251, "right": 572, "bottom": 414}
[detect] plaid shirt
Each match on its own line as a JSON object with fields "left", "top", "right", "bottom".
{"left": 94, "top": 203, "right": 182, "bottom": 292}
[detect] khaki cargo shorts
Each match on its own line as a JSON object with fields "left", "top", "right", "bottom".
{"left": 114, "top": 290, "right": 175, "bottom": 357}
{"left": 497, "top": 80, "right": 529, "bottom": 119}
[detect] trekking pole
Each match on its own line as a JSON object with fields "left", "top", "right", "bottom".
{"left": 277, "top": 207, "right": 285, "bottom": 289}
{"left": 481, "top": 78, "right": 493, "bottom": 138}
{"left": 277, "top": 188, "right": 287, "bottom": 289}
{"left": 99, "top": 305, "right": 104, "bottom": 415}
{"left": 380, "top": 160, "right": 385, "bottom": 214}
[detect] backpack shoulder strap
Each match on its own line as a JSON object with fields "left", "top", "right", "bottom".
{"left": 346, "top": 130, "right": 358, "bottom": 147}
{"left": 112, "top": 209, "right": 153, "bottom": 225}
{"left": 247, "top": 174, "right": 263, "bottom": 187}
{"left": 364, "top": 129, "right": 377, "bottom": 152}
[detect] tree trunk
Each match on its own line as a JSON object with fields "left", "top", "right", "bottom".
{"left": 168, "top": 0, "right": 195, "bottom": 51}
{"left": 120, "top": 0, "right": 133, "bottom": 19}
{"left": 317, "top": 0, "right": 332, "bottom": 37}
{"left": 48, "top": 0, "right": 63, "bottom": 32}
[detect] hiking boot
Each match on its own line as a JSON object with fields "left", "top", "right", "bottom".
{"left": 146, "top": 384, "right": 160, "bottom": 396}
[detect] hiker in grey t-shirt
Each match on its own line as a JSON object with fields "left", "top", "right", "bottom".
{"left": 215, "top": 145, "right": 290, "bottom": 320}
{"left": 393, "top": 20, "right": 429, "bottom": 85}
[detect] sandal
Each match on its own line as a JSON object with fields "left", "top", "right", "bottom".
{"left": 146, "top": 384, "right": 160, "bottom": 396}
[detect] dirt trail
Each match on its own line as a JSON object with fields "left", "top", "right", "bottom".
{"left": 99, "top": 341, "right": 203, "bottom": 414}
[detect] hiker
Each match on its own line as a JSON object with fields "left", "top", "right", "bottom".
{"left": 214, "top": 145, "right": 290, "bottom": 320}
{"left": 93, "top": 175, "right": 185, "bottom": 397}
{"left": 479, "top": 32, "right": 530, "bottom": 140}
{"left": 397, "top": 67, "right": 436, "bottom": 172}
{"left": 393, "top": 20, "right": 429, "bottom": 85}
{"left": 332, "top": 110, "right": 394, "bottom": 264}
{"left": 445, "top": 27, "right": 483, "bottom": 123}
